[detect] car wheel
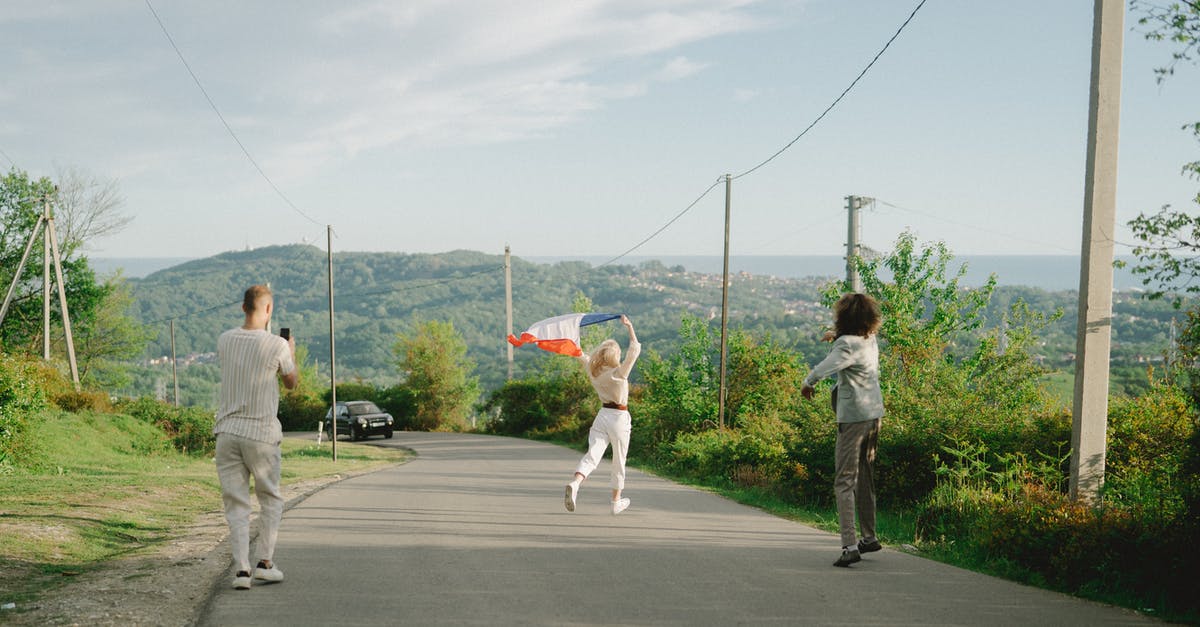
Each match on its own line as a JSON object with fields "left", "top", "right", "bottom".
{"left": 384, "top": 428, "right": 393, "bottom": 439}
{"left": 351, "top": 425, "right": 361, "bottom": 441}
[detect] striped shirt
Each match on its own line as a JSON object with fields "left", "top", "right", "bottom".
{"left": 214, "top": 327, "right": 296, "bottom": 444}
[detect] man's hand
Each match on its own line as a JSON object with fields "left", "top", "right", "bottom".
{"left": 801, "top": 384, "right": 815, "bottom": 400}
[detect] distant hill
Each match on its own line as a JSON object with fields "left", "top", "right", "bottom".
{"left": 129, "top": 245, "right": 833, "bottom": 391}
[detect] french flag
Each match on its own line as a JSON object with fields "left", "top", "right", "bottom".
{"left": 507, "top": 313, "right": 622, "bottom": 357}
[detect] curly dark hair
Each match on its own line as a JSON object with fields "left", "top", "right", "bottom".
{"left": 833, "top": 293, "right": 882, "bottom": 339}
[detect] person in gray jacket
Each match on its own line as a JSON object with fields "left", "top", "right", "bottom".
{"left": 801, "top": 292, "right": 885, "bottom": 567}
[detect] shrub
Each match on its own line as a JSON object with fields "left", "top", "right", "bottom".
{"left": 117, "top": 397, "right": 215, "bottom": 456}
{"left": 0, "top": 352, "right": 47, "bottom": 467}
{"left": 481, "top": 368, "right": 594, "bottom": 441}
{"left": 278, "top": 389, "right": 326, "bottom": 431}
{"left": 666, "top": 415, "right": 794, "bottom": 488}
{"left": 53, "top": 389, "right": 113, "bottom": 413}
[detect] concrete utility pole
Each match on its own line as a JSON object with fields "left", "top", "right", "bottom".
{"left": 718, "top": 174, "right": 732, "bottom": 430}
{"left": 845, "top": 195, "right": 864, "bottom": 293}
{"left": 505, "top": 245, "right": 514, "bottom": 381}
{"left": 1071, "top": 0, "right": 1124, "bottom": 502}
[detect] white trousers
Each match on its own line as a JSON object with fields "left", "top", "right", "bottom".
{"left": 574, "top": 408, "right": 632, "bottom": 490}
{"left": 215, "top": 433, "right": 284, "bottom": 573}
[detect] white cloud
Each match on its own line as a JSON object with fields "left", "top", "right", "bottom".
{"left": 0, "top": 1, "right": 769, "bottom": 188}
{"left": 657, "top": 56, "right": 708, "bottom": 81}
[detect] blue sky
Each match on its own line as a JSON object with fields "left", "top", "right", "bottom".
{"left": 1, "top": 1, "right": 1197, "bottom": 260}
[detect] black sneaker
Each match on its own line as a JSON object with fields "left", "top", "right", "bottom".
{"left": 833, "top": 549, "right": 861, "bottom": 567}
{"left": 857, "top": 539, "right": 882, "bottom": 553}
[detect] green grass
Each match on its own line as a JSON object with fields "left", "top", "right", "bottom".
{"left": 0, "top": 410, "right": 408, "bottom": 605}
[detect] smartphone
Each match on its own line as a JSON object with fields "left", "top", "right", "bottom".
{"left": 280, "top": 328, "right": 291, "bottom": 340}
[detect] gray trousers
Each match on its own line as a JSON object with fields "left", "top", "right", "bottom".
{"left": 834, "top": 419, "right": 879, "bottom": 548}
{"left": 215, "top": 433, "right": 283, "bottom": 573}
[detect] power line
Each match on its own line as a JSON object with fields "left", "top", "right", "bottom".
{"left": 876, "top": 199, "right": 1078, "bottom": 253}
{"left": 143, "top": 0, "right": 323, "bottom": 228}
{"left": 732, "top": 0, "right": 928, "bottom": 181}
{"left": 595, "top": 177, "right": 725, "bottom": 268}
{"left": 0, "top": 147, "right": 14, "bottom": 168}
{"left": 588, "top": 0, "right": 926, "bottom": 271}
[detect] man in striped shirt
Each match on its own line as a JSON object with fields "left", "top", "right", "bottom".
{"left": 215, "top": 285, "right": 298, "bottom": 590}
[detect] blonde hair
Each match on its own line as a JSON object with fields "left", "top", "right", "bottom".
{"left": 588, "top": 339, "right": 620, "bottom": 378}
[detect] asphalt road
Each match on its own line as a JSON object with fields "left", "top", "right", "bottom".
{"left": 200, "top": 432, "right": 1155, "bottom": 626}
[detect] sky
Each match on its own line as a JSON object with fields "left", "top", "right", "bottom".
{"left": 1, "top": 0, "right": 1198, "bottom": 261}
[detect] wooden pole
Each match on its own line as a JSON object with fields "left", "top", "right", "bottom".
{"left": 327, "top": 225, "right": 338, "bottom": 461}
{"left": 45, "top": 212, "right": 80, "bottom": 389}
{"left": 505, "top": 245, "right": 514, "bottom": 381}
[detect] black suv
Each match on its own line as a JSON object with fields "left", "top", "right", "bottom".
{"left": 323, "top": 401, "right": 394, "bottom": 441}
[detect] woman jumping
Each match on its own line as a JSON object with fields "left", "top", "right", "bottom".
{"left": 564, "top": 315, "right": 640, "bottom": 515}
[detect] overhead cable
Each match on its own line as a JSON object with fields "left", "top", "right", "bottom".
{"left": 877, "top": 199, "right": 1077, "bottom": 253}
{"left": 143, "top": 0, "right": 324, "bottom": 227}
{"left": 732, "top": 0, "right": 928, "bottom": 180}
{"left": 596, "top": 177, "right": 725, "bottom": 268}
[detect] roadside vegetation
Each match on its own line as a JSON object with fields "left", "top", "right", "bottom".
{"left": 0, "top": 363, "right": 407, "bottom": 609}
{"left": 483, "top": 232, "right": 1199, "bottom": 622}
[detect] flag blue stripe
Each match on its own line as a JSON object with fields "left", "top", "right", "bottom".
{"left": 579, "top": 313, "right": 621, "bottom": 327}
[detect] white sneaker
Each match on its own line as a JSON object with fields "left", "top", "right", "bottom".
{"left": 611, "top": 497, "right": 630, "bottom": 515}
{"left": 232, "top": 571, "right": 252, "bottom": 590}
{"left": 564, "top": 483, "right": 578, "bottom": 512}
{"left": 253, "top": 561, "right": 284, "bottom": 583}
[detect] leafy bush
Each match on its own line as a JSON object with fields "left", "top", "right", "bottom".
{"left": 278, "top": 389, "right": 326, "bottom": 431}
{"left": 666, "top": 414, "right": 794, "bottom": 488}
{"left": 913, "top": 419, "right": 1200, "bottom": 619}
{"left": 53, "top": 389, "right": 113, "bottom": 413}
{"left": 0, "top": 352, "right": 48, "bottom": 467}
{"left": 481, "top": 364, "right": 594, "bottom": 441}
{"left": 117, "top": 397, "right": 215, "bottom": 456}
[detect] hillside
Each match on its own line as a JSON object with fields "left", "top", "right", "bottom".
{"left": 127, "top": 245, "right": 835, "bottom": 400}
{"left": 122, "top": 245, "right": 1189, "bottom": 406}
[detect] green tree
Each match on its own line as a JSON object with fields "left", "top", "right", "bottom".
{"left": 394, "top": 319, "right": 480, "bottom": 431}
{"left": 1130, "top": 0, "right": 1200, "bottom": 558}
{"left": 0, "top": 169, "right": 133, "bottom": 372}
{"left": 73, "top": 273, "right": 152, "bottom": 389}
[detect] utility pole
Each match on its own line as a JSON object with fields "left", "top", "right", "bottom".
{"left": 718, "top": 174, "right": 732, "bottom": 430}
{"left": 845, "top": 195, "right": 864, "bottom": 293}
{"left": 1071, "top": 0, "right": 1124, "bottom": 502}
{"left": 327, "top": 225, "right": 338, "bottom": 462}
{"left": 1168, "top": 318, "right": 1178, "bottom": 377}
{"left": 44, "top": 201, "right": 51, "bottom": 360}
{"left": 505, "top": 245, "right": 514, "bottom": 381}
{"left": 170, "top": 319, "right": 180, "bottom": 407}
{"left": 45, "top": 203, "right": 80, "bottom": 388}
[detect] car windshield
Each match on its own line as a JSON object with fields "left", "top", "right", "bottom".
{"left": 347, "top": 402, "right": 382, "bottom": 415}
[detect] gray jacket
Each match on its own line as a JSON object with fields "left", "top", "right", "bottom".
{"left": 803, "top": 334, "right": 884, "bottom": 423}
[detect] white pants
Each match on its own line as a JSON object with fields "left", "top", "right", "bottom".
{"left": 215, "top": 433, "right": 284, "bottom": 573}
{"left": 574, "top": 408, "right": 631, "bottom": 490}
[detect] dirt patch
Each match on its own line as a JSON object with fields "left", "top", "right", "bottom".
{"left": 1, "top": 466, "right": 396, "bottom": 626}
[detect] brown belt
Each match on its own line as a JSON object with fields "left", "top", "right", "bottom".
{"left": 602, "top": 402, "right": 628, "bottom": 411}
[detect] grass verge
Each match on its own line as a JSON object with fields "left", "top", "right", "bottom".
{"left": 0, "top": 410, "right": 407, "bottom": 607}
